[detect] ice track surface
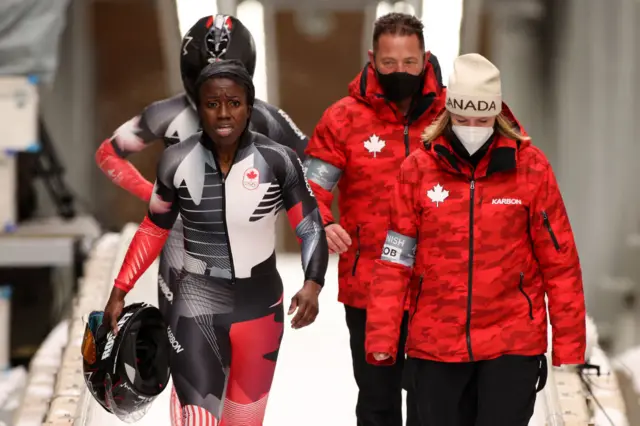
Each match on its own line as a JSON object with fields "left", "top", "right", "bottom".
{"left": 87, "top": 253, "right": 397, "bottom": 426}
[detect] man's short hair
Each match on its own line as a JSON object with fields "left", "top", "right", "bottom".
{"left": 373, "top": 13, "right": 425, "bottom": 50}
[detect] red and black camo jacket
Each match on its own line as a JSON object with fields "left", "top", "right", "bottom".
{"left": 365, "top": 115, "right": 586, "bottom": 366}
{"left": 304, "top": 54, "right": 445, "bottom": 309}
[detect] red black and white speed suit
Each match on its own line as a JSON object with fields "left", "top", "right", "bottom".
{"left": 112, "top": 129, "right": 327, "bottom": 425}
{"left": 95, "top": 93, "right": 308, "bottom": 322}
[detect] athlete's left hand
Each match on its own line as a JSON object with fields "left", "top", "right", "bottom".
{"left": 288, "top": 280, "right": 321, "bottom": 329}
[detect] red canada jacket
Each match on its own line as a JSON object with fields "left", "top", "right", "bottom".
{"left": 365, "top": 112, "right": 586, "bottom": 366}
{"left": 305, "top": 55, "right": 445, "bottom": 309}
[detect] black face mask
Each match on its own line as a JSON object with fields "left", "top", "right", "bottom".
{"left": 376, "top": 71, "right": 424, "bottom": 102}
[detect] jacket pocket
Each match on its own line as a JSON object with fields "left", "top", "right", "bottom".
{"left": 409, "top": 275, "right": 424, "bottom": 324}
{"left": 541, "top": 210, "right": 560, "bottom": 251}
{"left": 518, "top": 272, "right": 534, "bottom": 320}
{"left": 351, "top": 225, "right": 361, "bottom": 276}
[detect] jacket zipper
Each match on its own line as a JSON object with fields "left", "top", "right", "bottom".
{"left": 518, "top": 272, "right": 534, "bottom": 320}
{"left": 541, "top": 211, "right": 560, "bottom": 251}
{"left": 466, "top": 178, "right": 475, "bottom": 362}
{"left": 403, "top": 124, "right": 410, "bottom": 157}
{"left": 351, "top": 225, "right": 361, "bottom": 276}
{"left": 409, "top": 275, "right": 424, "bottom": 324}
{"left": 213, "top": 154, "right": 238, "bottom": 283}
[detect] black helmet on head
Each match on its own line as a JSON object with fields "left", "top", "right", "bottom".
{"left": 180, "top": 14, "right": 257, "bottom": 103}
{"left": 82, "top": 303, "right": 171, "bottom": 423}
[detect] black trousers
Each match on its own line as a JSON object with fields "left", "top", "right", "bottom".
{"left": 345, "top": 305, "right": 420, "bottom": 426}
{"left": 412, "top": 354, "right": 547, "bottom": 426}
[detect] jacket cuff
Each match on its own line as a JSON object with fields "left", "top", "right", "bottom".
{"left": 113, "top": 279, "right": 131, "bottom": 294}
{"left": 365, "top": 342, "right": 398, "bottom": 366}
{"left": 304, "top": 275, "right": 325, "bottom": 287}
{"left": 552, "top": 352, "right": 585, "bottom": 367}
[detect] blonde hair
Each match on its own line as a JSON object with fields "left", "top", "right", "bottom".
{"left": 421, "top": 110, "right": 531, "bottom": 143}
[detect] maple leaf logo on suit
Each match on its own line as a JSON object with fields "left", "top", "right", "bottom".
{"left": 242, "top": 167, "right": 260, "bottom": 190}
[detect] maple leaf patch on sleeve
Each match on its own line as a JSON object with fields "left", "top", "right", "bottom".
{"left": 364, "top": 134, "right": 386, "bottom": 157}
{"left": 427, "top": 183, "right": 449, "bottom": 207}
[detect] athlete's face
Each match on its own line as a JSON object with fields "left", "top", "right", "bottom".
{"left": 199, "top": 77, "right": 251, "bottom": 147}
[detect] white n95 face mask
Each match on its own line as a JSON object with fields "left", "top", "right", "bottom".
{"left": 452, "top": 125, "right": 494, "bottom": 155}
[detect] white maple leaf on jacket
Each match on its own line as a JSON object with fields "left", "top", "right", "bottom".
{"left": 364, "top": 134, "right": 385, "bottom": 157}
{"left": 427, "top": 184, "right": 449, "bottom": 207}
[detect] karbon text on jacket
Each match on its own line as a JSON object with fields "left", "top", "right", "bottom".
{"left": 304, "top": 54, "right": 445, "bottom": 309}
{"left": 365, "top": 109, "right": 586, "bottom": 367}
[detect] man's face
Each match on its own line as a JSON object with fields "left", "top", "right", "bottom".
{"left": 368, "top": 33, "right": 424, "bottom": 75}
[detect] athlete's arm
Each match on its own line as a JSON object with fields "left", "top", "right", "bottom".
{"left": 112, "top": 148, "right": 181, "bottom": 294}
{"left": 277, "top": 147, "right": 329, "bottom": 286}
{"left": 95, "top": 96, "right": 186, "bottom": 202}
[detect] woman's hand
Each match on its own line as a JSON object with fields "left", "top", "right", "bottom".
{"left": 373, "top": 352, "right": 391, "bottom": 362}
{"left": 288, "top": 280, "right": 322, "bottom": 329}
{"left": 103, "top": 287, "right": 127, "bottom": 335}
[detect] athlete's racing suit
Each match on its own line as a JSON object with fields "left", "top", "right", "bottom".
{"left": 95, "top": 94, "right": 308, "bottom": 321}
{"left": 111, "top": 130, "right": 328, "bottom": 425}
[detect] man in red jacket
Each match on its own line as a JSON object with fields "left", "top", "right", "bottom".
{"left": 304, "top": 12, "right": 444, "bottom": 426}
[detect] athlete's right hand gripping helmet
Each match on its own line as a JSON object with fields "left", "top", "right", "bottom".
{"left": 180, "top": 14, "right": 257, "bottom": 103}
{"left": 82, "top": 303, "right": 171, "bottom": 423}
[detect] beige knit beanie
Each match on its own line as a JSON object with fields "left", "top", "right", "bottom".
{"left": 445, "top": 53, "right": 502, "bottom": 117}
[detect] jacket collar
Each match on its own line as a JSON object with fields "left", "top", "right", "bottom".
{"left": 426, "top": 130, "right": 522, "bottom": 179}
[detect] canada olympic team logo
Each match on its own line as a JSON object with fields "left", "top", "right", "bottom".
{"left": 242, "top": 168, "right": 260, "bottom": 190}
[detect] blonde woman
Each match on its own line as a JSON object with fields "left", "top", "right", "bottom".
{"left": 365, "top": 53, "right": 586, "bottom": 425}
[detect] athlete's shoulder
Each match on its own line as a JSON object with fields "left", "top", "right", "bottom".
{"left": 252, "top": 131, "right": 297, "bottom": 162}
{"left": 255, "top": 99, "right": 306, "bottom": 139}
{"left": 248, "top": 99, "right": 273, "bottom": 137}
{"left": 164, "top": 131, "right": 200, "bottom": 153}
{"left": 251, "top": 99, "right": 276, "bottom": 126}
{"left": 143, "top": 93, "right": 191, "bottom": 119}
{"left": 159, "top": 132, "right": 201, "bottom": 173}
{"left": 141, "top": 94, "right": 193, "bottom": 136}
{"left": 252, "top": 131, "right": 290, "bottom": 151}
{"left": 253, "top": 98, "right": 284, "bottom": 120}
{"left": 252, "top": 98, "right": 271, "bottom": 112}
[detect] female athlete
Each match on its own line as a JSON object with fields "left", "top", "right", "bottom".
{"left": 103, "top": 59, "right": 328, "bottom": 426}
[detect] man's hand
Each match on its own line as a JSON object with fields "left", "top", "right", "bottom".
{"left": 103, "top": 287, "right": 127, "bottom": 335}
{"left": 288, "top": 280, "right": 322, "bottom": 329}
{"left": 325, "top": 224, "right": 352, "bottom": 254}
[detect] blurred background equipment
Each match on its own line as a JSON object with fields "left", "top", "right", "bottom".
{"left": 0, "top": 0, "right": 71, "bottom": 83}
{"left": 0, "top": 0, "right": 639, "bottom": 424}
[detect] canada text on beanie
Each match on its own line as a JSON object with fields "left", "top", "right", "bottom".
{"left": 445, "top": 53, "right": 502, "bottom": 117}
